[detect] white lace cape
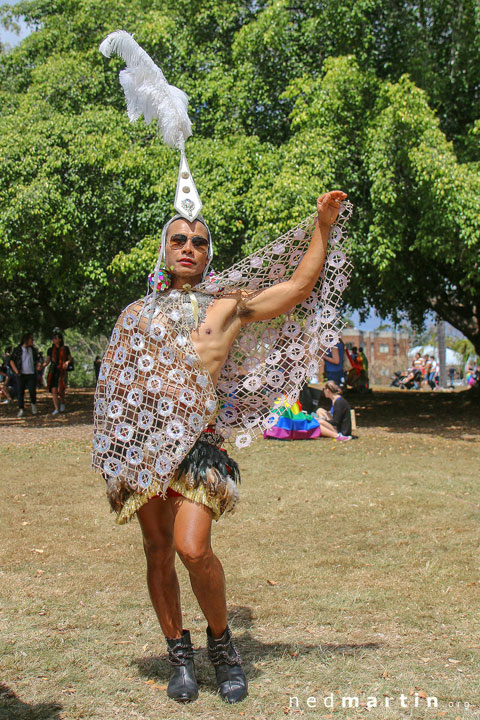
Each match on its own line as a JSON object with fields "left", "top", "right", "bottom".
{"left": 92, "top": 201, "right": 353, "bottom": 501}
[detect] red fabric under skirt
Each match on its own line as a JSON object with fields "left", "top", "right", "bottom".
{"left": 166, "top": 486, "right": 184, "bottom": 499}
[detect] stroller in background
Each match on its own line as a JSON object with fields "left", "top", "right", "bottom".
{"left": 391, "top": 368, "right": 422, "bottom": 389}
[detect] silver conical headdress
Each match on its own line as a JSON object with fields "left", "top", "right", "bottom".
{"left": 99, "top": 30, "right": 203, "bottom": 220}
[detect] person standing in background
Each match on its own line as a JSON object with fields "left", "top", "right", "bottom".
{"left": 10, "top": 333, "right": 39, "bottom": 418}
{"left": 45, "top": 331, "right": 72, "bottom": 416}
{"left": 427, "top": 356, "right": 437, "bottom": 390}
{"left": 37, "top": 350, "right": 46, "bottom": 387}
{"left": 94, "top": 355, "right": 102, "bottom": 385}
{"left": 358, "top": 346, "right": 369, "bottom": 386}
{"left": 323, "top": 338, "right": 345, "bottom": 385}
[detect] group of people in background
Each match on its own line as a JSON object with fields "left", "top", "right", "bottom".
{"left": 322, "top": 338, "right": 369, "bottom": 392}
{"left": 466, "top": 361, "right": 479, "bottom": 388}
{"left": 394, "top": 352, "right": 478, "bottom": 390}
{"left": 395, "top": 352, "right": 440, "bottom": 390}
{"left": 0, "top": 331, "right": 73, "bottom": 418}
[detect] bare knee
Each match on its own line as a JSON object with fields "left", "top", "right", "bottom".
{"left": 176, "top": 541, "right": 213, "bottom": 570}
{"left": 142, "top": 534, "right": 175, "bottom": 570}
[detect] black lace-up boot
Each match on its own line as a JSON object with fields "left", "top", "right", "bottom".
{"left": 165, "top": 629, "right": 198, "bottom": 702}
{"left": 206, "top": 624, "right": 248, "bottom": 703}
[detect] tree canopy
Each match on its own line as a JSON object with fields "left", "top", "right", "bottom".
{"left": 1, "top": 0, "right": 479, "bottom": 351}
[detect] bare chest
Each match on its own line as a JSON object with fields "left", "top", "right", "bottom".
{"left": 190, "top": 298, "right": 241, "bottom": 384}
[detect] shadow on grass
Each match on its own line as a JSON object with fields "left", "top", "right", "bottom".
{"left": 0, "top": 388, "right": 94, "bottom": 431}
{"left": 133, "top": 633, "right": 381, "bottom": 690}
{"left": 228, "top": 604, "right": 256, "bottom": 629}
{"left": 0, "top": 684, "right": 62, "bottom": 720}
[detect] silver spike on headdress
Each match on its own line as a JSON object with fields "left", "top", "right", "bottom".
{"left": 99, "top": 29, "right": 203, "bottom": 220}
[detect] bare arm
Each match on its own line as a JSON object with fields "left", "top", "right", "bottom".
{"left": 241, "top": 190, "right": 347, "bottom": 323}
{"left": 325, "top": 346, "right": 340, "bottom": 366}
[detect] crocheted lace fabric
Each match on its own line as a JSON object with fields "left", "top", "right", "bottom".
{"left": 92, "top": 201, "right": 353, "bottom": 511}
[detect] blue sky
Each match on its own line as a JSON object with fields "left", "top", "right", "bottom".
{"left": 350, "top": 309, "right": 391, "bottom": 331}
{"left": 0, "top": 0, "right": 29, "bottom": 48}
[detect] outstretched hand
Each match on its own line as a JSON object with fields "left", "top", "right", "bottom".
{"left": 317, "top": 190, "right": 348, "bottom": 228}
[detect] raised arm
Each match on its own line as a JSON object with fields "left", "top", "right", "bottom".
{"left": 241, "top": 190, "right": 347, "bottom": 323}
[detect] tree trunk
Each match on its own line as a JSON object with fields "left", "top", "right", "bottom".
{"left": 429, "top": 296, "right": 480, "bottom": 357}
{"left": 436, "top": 319, "right": 447, "bottom": 388}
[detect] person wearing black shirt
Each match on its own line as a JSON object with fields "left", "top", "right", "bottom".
{"left": 10, "top": 333, "right": 40, "bottom": 418}
{"left": 316, "top": 380, "right": 352, "bottom": 438}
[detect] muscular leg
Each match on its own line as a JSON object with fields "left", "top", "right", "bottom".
{"left": 172, "top": 498, "right": 227, "bottom": 638}
{"left": 137, "top": 495, "right": 183, "bottom": 638}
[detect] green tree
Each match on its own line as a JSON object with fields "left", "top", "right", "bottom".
{"left": 1, "top": 0, "right": 479, "bottom": 353}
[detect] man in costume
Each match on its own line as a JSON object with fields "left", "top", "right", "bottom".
{"left": 93, "top": 31, "right": 353, "bottom": 705}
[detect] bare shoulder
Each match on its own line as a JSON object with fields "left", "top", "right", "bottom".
{"left": 113, "top": 297, "right": 149, "bottom": 332}
{"left": 204, "top": 290, "right": 255, "bottom": 326}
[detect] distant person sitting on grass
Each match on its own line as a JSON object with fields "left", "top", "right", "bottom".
{"left": 264, "top": 397, "right": 351, "bottom": 441}
{"left": 316, "top": 381, "right": 352, "bottom": 439}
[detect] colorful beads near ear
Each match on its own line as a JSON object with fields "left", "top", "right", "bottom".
{"left": 205, "top": 268, "right": 225, "bottom": 293}
{"left": 148, "top": 267, "right": 171, "bottom": 292}
{"left": 207, "top": 269, "right": 224, "bottom": 285}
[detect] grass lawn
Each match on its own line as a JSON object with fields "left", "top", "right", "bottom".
{"left": 1, "top": 387, "right": 479, "bottom": 720}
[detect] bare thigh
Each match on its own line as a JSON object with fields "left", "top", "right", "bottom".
{"left": 137, "top": 494, "right": 176, "bottom": 556}
{"left": 170, "top": 496, "right": 214, "bottom": 561}
{"left": 136, "top": 493, "right": 214, "bottom": 558}
{"left": 319, "top": 418, "right": 337, "bottom": 433}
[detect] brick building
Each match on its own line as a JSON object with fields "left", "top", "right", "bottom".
{"left": 341, "top": 327, "right": 410, "bottom": 386}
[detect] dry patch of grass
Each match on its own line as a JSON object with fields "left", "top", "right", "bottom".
{"left": 1, "top": 390, "right": 479, "bottom": 719}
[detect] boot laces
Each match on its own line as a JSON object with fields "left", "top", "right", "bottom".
{"left": 208, "top": 634, "right": 242, "bottom": 666}
{"left": 167, "top": 641, "right": 194, "bottom": 666}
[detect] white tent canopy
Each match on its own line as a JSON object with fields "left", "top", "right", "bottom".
{"left": 408, "top": 345, "right": 463, "bottom": 366}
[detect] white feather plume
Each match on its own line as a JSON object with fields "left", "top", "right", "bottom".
{"left": 99, "top": 30, "right": 192, "bottom": 150}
